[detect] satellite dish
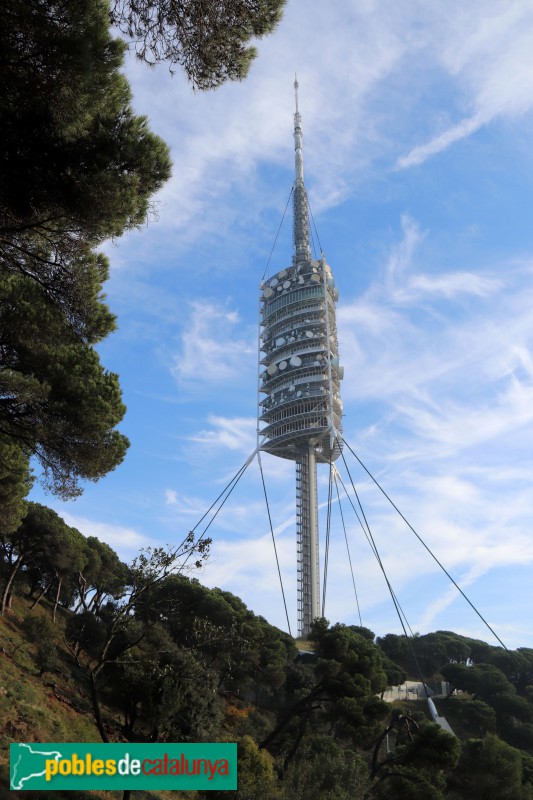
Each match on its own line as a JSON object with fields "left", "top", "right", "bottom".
{"left": 279, "top": 360, "right": 287, "bottom": 370}
{"left": 297, "top": 391, "right": 302, "bottom": 397}
{"left": 311, "top": 274, "right": 321, "bottom": 283}
{"left": 271, "top": 278, "right": 279, "bottom": 287}
{"left": 283, "top": 280, "right": 291, "bottom": 289}
{"left": 289, "top": 384, "right": 295, "bottom": 391}
{"left": 316, "top": 354, "right": 323, "bottom": 360}
{"left": 306, "top": 331, "right": 314, "bottom": 338}
{"left": 298, "top": 276, "right": 304, "bottom": 284}
{"left": 312, "top": 267, "right": 318, "bottom": 273}
{"left": 276, "top": 337, "right": 285, "bottom": 347}
{"left": 290, "top": 355, "right": 302, "bottom": 367}
{"left": 279, "top": 269, "right": 288, "bottom": 279}
{"left": 264, "top": 287, "right": 273, "bottom": 298}
{"left": 277, "top": 284, "right": 283, "bottom": 291}
{"left": 267, "top": 364, "right": 278, "bottom": 375}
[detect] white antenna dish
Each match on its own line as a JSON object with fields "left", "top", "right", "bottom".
{"left": 306, "top": 330, "right": 314, "bottom": 338}
{"left": 290, "top": 355, "right": 302, "bottom": 367}
{"left": 271, "top": 278, "right": 279, "bottom": 287}
{"left": 276, "top": 337, "right": 286, "bottom": 347}
{"left": 264, "top": 287, "right": 273, "bottom": 298}
{"left": 283, "top": 280, "right": 291, "bottom": 289}
{"left": 279, "top": 269, "right": 288, "bottom": 279}
{"left": 267, "top": 364, "right": 278, "bottom": 375}
{"left": 279, "top": 360, "right": 287, "bottom": 370}
{"left": 311, "top": 273, "right": 321, "bottom": 283}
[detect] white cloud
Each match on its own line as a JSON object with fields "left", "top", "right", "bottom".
{"left": 397, "top": 2, "right": 533, "bottom": 167}
{"left": 59, "top": 512, "right": 151, "bottom": 562}
{"left": 171, "top": 301, "right": 255, "bottom": 387}
{"left": 188, "top": 414, "right": 257, "bottom": 452}
{"left": 397, "top": 113, "right": 489, "bottom": 170}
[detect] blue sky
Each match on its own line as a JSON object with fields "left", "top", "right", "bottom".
{"left": 31, "top": 0, "right": 533, "bottom": 647}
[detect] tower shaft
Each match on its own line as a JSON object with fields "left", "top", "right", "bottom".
{"left": 296, "top": 443, "right": 320, "bottom": 635}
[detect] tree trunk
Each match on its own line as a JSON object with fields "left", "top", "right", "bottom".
{"left": 31, "top": 580, "right": 52, "bottom": 609}
{"left": 90, "top": 672, "right": 110, "bottom": 744}
{"left": 52, "top": 575, "right": 63, "bottom": 622}
{"left": 1, "top": 555, "right": 24, "bottom": 614}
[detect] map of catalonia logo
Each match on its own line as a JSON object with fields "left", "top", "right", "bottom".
{"left": 10, "top": 742, "right": 237, "bottom": 790}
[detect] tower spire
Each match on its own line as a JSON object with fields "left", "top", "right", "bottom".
{"left": 293, "top": 76, "right": 312, "bottom": 265}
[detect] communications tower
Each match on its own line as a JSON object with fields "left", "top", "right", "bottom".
{"left": 258, "top": 80, "right": 344, "bottom": 637}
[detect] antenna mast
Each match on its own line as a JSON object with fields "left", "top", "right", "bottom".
{"left": 293, "top": 76, "right": 312, "bottom": 265}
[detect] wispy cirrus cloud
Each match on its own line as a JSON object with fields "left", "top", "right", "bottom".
{"left": 188, "top": 414, "right": 257, "bottom": 452}
{"left": 397, "top": 2, "right": 533, "bottom": 167}
{"left": 171, "top": 301, "right": 255, "bottom": 388}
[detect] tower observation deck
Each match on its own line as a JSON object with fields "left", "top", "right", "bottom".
{"left": 258, "top": 80, "right": 343, "bottom": 637}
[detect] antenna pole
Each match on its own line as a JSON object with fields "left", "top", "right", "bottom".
{"left": 293, "top": 75, "right": 311, "bottom": 265}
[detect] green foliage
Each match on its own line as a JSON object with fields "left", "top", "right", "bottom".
{"left": 1, "top": 0, "right": 171, "bottom": 238}
{"left": 450, "top": 736, "right": 530, "bottom": 799}
{"left": 1, "top": 502, "right": 72, "bottom": 612}
{"left": 377, "top": 632, "right": 410, "bottom": 664}
{"left": 262, "top": 622, "right": 389, "bottom": 766}
{"left": 373, "top": 766, "right": 447, "bottom": 800}
{"left": 446, "top": 698, "right": 497, "bottom": 736}
{"left": 283, "top": 734, "right": 370, "bottom": 800}
{"left": 490, "top": 693, "right": 533, "bottom": 723}
{"left": 111, "top": 0, "right": 287, "bottom": 90}
{"left": 377, "top": 630, "right": 489, "bottom": 678}
{"left": 24, "top": 612, "right": 56, "bottom": 645}
{"left": 476, "top": 664, "right": 517, "bottom": 701}
{"left": 441, "top": 662, "right": 479, "bottom": 694}
{"left": 0, "top": 270, "right": 129, "bottom": 497}
{"left": 207, "top": 735, "right": 282, "bottom": 800}
{"left": 77, "top": 536, "right": 128, "bottom": 613}
{"left": 36, "top": 639, "right": 59, "bottom": 676}
{"left": 0, "top": 440, "right": 32, "bottom": 535}
{"left": 0, "top": 0, "right": 172, "bottom": 497}
{"left": 381, "top": 652, "right": 407, "bottom": 688}
{"left": 400, "top": 722, "right": 461, "bottom": 773}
